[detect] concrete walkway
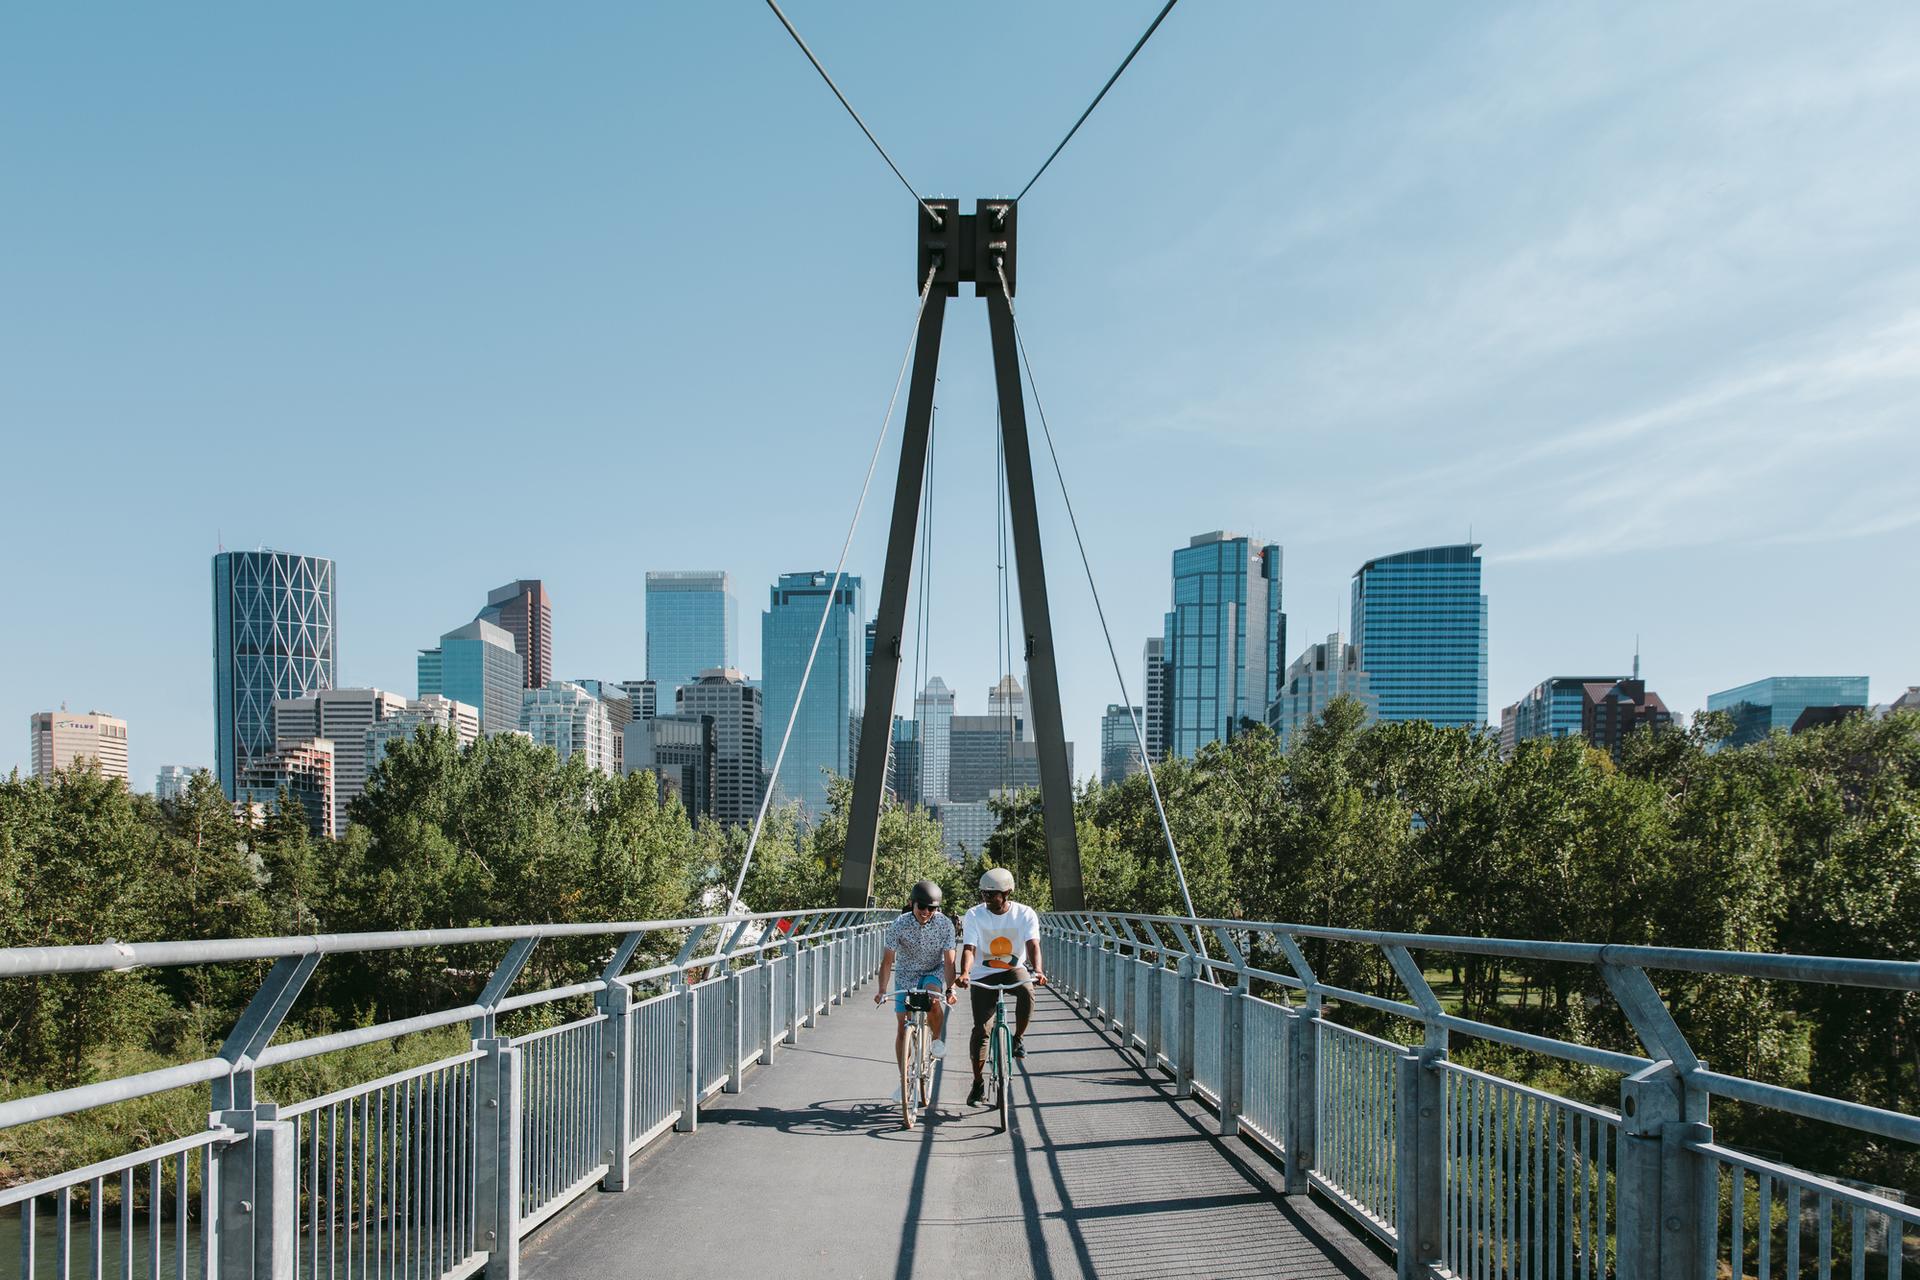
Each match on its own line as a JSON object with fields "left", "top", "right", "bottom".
{"left": 523, "top": 987, "right": 1393, "bottom": 1280}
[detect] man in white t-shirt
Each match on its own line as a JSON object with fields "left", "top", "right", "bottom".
{"left": 953, "top": 866, "right": 1045, "bottom": 1107}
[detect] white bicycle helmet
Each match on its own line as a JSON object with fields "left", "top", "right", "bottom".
{"left": 978, "top": 867, "right": 1015, "bottom": 893}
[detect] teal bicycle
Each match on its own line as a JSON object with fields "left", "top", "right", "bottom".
{"left": 969, "top": 972, "right": 1041, "bottom": 1133}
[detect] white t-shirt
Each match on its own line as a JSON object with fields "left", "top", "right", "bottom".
{"left": 961, "top": 901, "right": 1040, "bottom": 981}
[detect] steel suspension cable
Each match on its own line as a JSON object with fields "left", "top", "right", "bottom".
{"left": 729, "top": 264, "right": 940, "bottom": 914}
{"left": 1016, "top": 0, "right": 1182, "bottom": 202}
{"left": 994, "top": 263, "right": 1203, "bottom": 934}
{"left": 763, "top": 0, "right": 944, "bottom": 227}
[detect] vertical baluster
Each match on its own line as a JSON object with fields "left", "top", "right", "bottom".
{"left": 89, "top": 1176, "right": 105, "bottom": 1280}
{"left": 1481, "top": 1077, "right": 1493, "bottom": 1280}
{"left": 172, "top": 1152, "right": 186, "bottom": 1280}
{"left": 375, "top": 1087, "right": 388, "bottom": 1280}
{"left": 147, "top": 1160, "right": 160, "bottom": 1280}
{"left": 21, "top": 1195, "right": 38, "bottom": 1280}
{"left": 1886, "top": 1212, "right": 1903, "bottom": 1280}
{"left": 1818, "top": 1193, "right": 1833, "bottom": 1280}
{"left": 117, "top": 1168, "right": 131, "bottom": 1280}
{"left": 1731, "top": 1166, "right": 1746, "bottom": 1280}
{"left": 1532, "top": 1095, "right": 1545, "bottom": 1280}
{"left": 1559, "top": 1109, "right": 1573, "bottom": 1280}
{"left": 357, "top": 1094, "right": 370, "bottom": 1280}
{"left": 1787, "top": 1183, "right": 1802, "bottom": 1280}
{"left": 420, "top": 1073, "right": 435, "bottom": 1280}
{"left": 1758, "top": 1173, "right": 1773, "bottom": 1280}
{"left": 1596, "top": 1121, "right": 1610, "bottom": 1280}
{"left": 1500, "top": 1086, "right": 1513, "bottom": 1276}
{"left": 58, "top": 1185, "right": 74, "bottom": 1280}
{"left": 342, "top": 1098, "right": 354, "bottom": 1280}
{"left": 1848, "top": 1204, "right": 1865, "bottom": 1280}
{"left": 1516, "top": 1093, "right": 1530, "bottom": 1280}
{"left": 330, "top": 1104, "right": 341, "bottom": 1280}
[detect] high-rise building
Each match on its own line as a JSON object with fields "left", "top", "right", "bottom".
{"left": 1142, "top": 636, "right": 1170, "bottom": 763}
{"left": 889, "top": 717, "right": 922, "bottom": 806}
{"left": 913, "top": 677, "right": 955, "bottom": 805}
{"left": 939, "top": 801, "right": 999, "bottom": 861}
{"left": 235, "top": 738, "right": 335, "bottom": 840}
{"left": 988, "top": 675, "right": 1030, "bottom": 742}
{"left": 418, "top": 619, "right": 522, "bottom": 737}
{"left": 1707, "top": 676, "right": 1870, "bottom": 747}
{"left": 760, "top": 571, "right": 864, "bottom": 816}
{"left": 213, "top": 550, "right": 335, "bottom": 798}
{"left": 1164, "top": 532, "right": 1285, "bottom": 757}
{"left": 31, "top": 710, "right": 130, "bottom": 783}
{"left": 1268, "top": 633, "right": 1375, "bottom": 749}
{"left": 476, "top": 580, "right": 552, "bottom": 691}
{"left": 1351, "top": 544, "right": 1487, "bottom": 729}
{"left": 520, "top": 681, "right": 616, "bottom": 776}
{"left": 947, "top": 715, "right": 1072, "bottom": 803}
{"left": 619, "top": 679, "right": 658, "bottom": 722}
{"left": 624, "top": 713, "right": 717, "bottom": 822}
{"left": 155, "top": 764, "right": 196, "bottom": 801}
{"left": 272, "top": 688, "right": 407, "bottom": 834}
{"left": 1503, "top": 676, "right": 1672, "bottom": 759}
{"left": 365, "top": 696, "right": 481, "bottom": 773}
{"left": 1100, "top": 705, "right": 1146, "bottom": 787}
{"left": 675, "top": 669, "right": 764, "bottom": 827}
{"left": 646, "top": 572, "right": 737, "bottom": 705}
{"left": 573, "top": 680, "right": 634, "bottom": 773}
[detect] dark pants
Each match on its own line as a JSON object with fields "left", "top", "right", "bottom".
{"left": 968, "top": 972, "right": 1034, "bottom": 1070}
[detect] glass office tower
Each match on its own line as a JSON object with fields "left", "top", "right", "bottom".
{"left": 760, "top": 571, "right": 863, "bottom": 817}
{"left": 1350, "top": 544, "right": 1488, "bottom": 728}
{"left": 213, "top": 550, "right": 336, "bottom": 797}
{"left": 1707, "top": 676, "right": 1870, "bottom": 746}
{"left": 1164, "top": 532, "right": 1284, "bottom": 758}
{"left": 646, "top": 571, "right": 737, "bottom": 704}
{"left": 418, "top": 619, "right": 522, "bottom": 737}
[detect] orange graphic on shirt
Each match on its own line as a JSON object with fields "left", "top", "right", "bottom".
{"left": 986, "top": 936, "right": 1016, "bottom": 970}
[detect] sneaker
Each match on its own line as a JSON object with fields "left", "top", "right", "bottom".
{"left": 929, "top": 1039, "right": 947, "bottom": 1059}
{"left": 967, "top": 1079, "right": 986, "bottom": 1107}
{"left": 1012, "top": 1035, "right": 1026, "bottom": 1060}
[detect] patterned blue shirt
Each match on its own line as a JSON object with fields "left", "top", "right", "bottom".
{"left": 882, "top": 911, "right": 956, "bottom": 983}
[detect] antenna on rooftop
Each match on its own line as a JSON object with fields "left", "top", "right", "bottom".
{"left": 1633, "top": 636, "right": 1641, "bottom": 681}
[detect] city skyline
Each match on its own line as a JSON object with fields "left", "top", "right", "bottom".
{"left": 6, "top": 5, "right": 1918, "bottom": 789}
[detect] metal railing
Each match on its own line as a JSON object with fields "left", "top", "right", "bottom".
{"left": 1, "top": 907, "right": 888, "bottom": 1280}
{"left": 1042, "top": 912, "right": 1920, "bottom": 1280}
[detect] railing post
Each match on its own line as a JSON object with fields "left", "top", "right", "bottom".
{"left": 787, "top": 936, "right": 805, "bottom": 1038}
{"left": 1145, "top": 955, "right": 1164, "bottom": 1069}
{"left": 596, "top": 983, "right": 634, "bottom": 1190}
{"left": 1175, "top": 952, "right": 1197, "bottom": 1100}
{"left": 1395, "top": 1050, "right": 1445, "bottom": 1280}
{"left": 763, "top": 950, "right": 779, "bottom": 1064}
{"left": 215, "top": 1104, "right": 296, "bottom": 1280}
{"left": 473, "top": 1037, "right": 522, "bottom": 1279}
{"left": 723, "top": 965, "right": 745, "bottom": 1094}
{"left": 1282, "top": 1004, "right": 1318, "bottom": 1194}
{"left": 1220, "top": 981, "right": 1247, "bottom": 1137}
{"left": 675, "top": 980, "right": 699, "bottom": 1134}
{"left": 1617, "top": 1061, "right": 1714, "bottom": 1280}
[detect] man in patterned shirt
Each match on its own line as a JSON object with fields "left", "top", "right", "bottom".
{"left": 872, "top": 880, "right": 958, "bottom": 1078}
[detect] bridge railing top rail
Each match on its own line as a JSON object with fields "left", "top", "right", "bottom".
{"left": 0, "top": 906, "right": 890, "bottom": 1133}
{"left": 1042, "top": 910, "right": 1920, "bottom": 1148}
{"left": 1044, "top": 910, "right": 1920, "bottom": 991}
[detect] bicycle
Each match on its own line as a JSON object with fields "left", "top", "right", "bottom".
{"left": 967, "top": 973, "right": 1040, "bottom": 1134}
{"left": 895, "top": 988, "right": 937, "bottom": 1129}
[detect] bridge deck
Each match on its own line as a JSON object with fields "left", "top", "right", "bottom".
{"left": 523, "top": 988, "right": 1392, "bottom": 1280}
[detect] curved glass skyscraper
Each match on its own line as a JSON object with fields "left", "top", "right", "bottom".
{"left": 1165, "top": 532, "right": 1284, "bottom": 757}
{"left": 213, "top": 550, "right": 336, "bottom": 798}
{"left": 1350, "top": 544, "right": 1488, "bottom": 728}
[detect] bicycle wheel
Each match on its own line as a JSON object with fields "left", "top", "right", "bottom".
{"left": 994, "top": 1025, "right": 1011, "bottom": 1133}
{"left": 915, "top": 1013, "right": 933, "bottom": 1109}
{"left": 900, "top": 1022, "right": 917, "bottom": 1129}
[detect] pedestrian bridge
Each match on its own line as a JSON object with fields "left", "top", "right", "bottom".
{"left": 3, "top": 910, "right": 1916, "bottom": 1279}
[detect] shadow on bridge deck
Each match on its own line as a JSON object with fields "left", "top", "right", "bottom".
{"left": 523, "top": 991, "right": 1392, "bottom": 1280}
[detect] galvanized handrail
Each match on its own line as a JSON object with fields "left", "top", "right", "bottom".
{"left": 3, "top": 906, "right": 891, "bottom": 1280}
{"left": 1042, "top": 910, "right": 1920, "bottom": 1280}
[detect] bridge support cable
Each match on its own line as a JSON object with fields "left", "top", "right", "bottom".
{"left": 994, "top": 261, "right": 1203, "bottom": 933}
{"left": 729, "top": 265, "right": 940, "bottom": 915}
{"left": 761, "top": 0, "right": 944, "bottom": 229}
{"left": 1015, "top": 0, "right": 1183, "bottom": 202}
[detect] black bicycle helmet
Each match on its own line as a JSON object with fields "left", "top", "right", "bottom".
{"left": 909, "top": 879, "right": 943, "bottom": 908}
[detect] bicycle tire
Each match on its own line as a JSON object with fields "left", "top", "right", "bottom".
{"left": 994, "top": 1026, "right": 1011, "bottom": 1133}
{"left": 900, "top": 1021, "right": 917, "bottom": 1129}
{"left": 916, "top": 1014, "right": 932, "bottom": 1109}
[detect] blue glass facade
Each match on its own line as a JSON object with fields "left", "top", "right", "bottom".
{"left": 213, "top": 550, "right": 336, "bottom": 798}
{"left": 1351, "top": 544, "right": 1488, "bottom": 728}
{"left": 1164, "top": 532, "right": 1284, "bottom": 758}
{"left": 1707, "top": 676, "right": 1870, "bottom": 746}
{"left": 646, "top": 571, "right": 737, "bottom": 703}
{"left": 1509, "top": 677, "right": 1615, "bottom": 744}
{"left": 760, "top": 571, "right": 863, "bottom": 817}
{"left": 418, "top": 619, "right": 522, "bottom": 737}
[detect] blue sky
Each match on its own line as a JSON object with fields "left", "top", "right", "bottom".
{"left": 4, "top": 2, "right": 1917, "bottom": 789}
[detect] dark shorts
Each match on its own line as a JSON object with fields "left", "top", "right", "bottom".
{"left": 967, "top": 969, "right": 1033, "bottom": 1028}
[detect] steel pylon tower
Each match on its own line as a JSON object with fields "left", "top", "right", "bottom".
{"left": 838, "top": 199, "right": 1085, "bottom": 911}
